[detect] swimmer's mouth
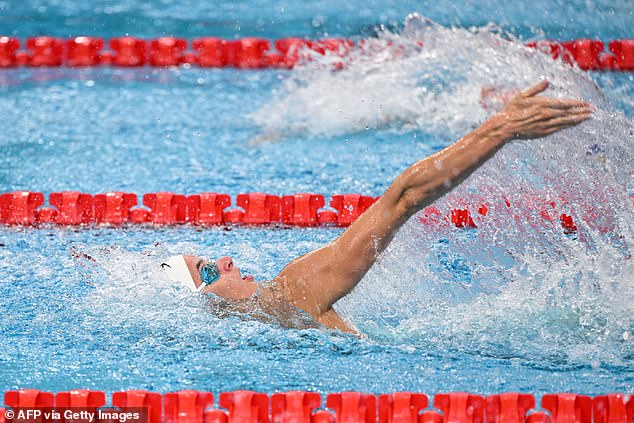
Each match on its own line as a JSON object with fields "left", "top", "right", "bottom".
{"left": 237, "top": 267, "right": 254, "bottom": 281}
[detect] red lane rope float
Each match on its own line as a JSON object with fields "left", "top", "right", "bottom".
{"left": 526, "top": 39, "right": 634, "bottom": 71}
{"left": 1, "top": 390, "right": 633, "bottom": 423}
{"left": 0, "top": 36, "right": 352, "bottom": 70}
{"left": 0, "top": 36, "right": 633, "bottom": 71}
{"left": 0, "top": 191, "right": 377, "bottom": 228}
{"left": 2, "top": 190, "right": 633, "bottom": 231}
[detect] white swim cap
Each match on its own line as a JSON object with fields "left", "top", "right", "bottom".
{"left": 161, "top": 255, "right": 198, "bottom": 292}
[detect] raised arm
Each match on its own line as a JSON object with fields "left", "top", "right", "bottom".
{"left": 274, "top": 80, "right": 591, "bottom": 326}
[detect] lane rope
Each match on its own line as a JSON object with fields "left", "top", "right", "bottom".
{"left": 1, "top": 390, "right": 630, "bottom": 422}
{"left": 2, "top": 190, "right": 632, "bottom": 231}
{"left": 0, "top": 36, "right": 633, "bottom": 71}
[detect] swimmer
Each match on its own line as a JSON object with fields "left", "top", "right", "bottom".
{"left": 162, "top": 80, "right": 591, "bottom": 334}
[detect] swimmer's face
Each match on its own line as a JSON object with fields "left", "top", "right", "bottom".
{"left": 183, "top": 255, "right": 257, "bottom": 300}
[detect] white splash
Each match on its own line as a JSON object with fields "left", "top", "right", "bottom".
{"left": 326, "top": 15, "right": 634, "bottom": 368}
{"left": 251, "top": 13, "right": 607, "bottom": 141}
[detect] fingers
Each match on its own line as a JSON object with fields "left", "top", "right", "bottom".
{"left": 540, "top": 120, "right": 588, "bottom": 136}
{"left": 536, "top": 97, "right": 590, "bottom": 110}
{"left": 543, "top": 112, "right": 591, "bottom": 130}
{"left": 531, "top": 115, "right": 589, "bottom": 138}
{"left": 513, "top": 80, "right": 594, "bottom": 112}
{"left": 544, "top": 105, "right": 591, "bottom": 120}
{"left": 521, "top": 80, "right": 549, "bottom": 98}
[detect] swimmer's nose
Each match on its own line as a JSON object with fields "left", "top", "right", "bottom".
{"left": 216, "top": 256, "right": 234, "bottom": 273}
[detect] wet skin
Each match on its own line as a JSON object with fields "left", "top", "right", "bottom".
{"left": 183, "top": 81, "right": 591, "bottom": 334}
{"left": 183, "top": 254, "right": 356, "bottom": 333}
{"left": 184, "top": 255, "right": 257, "bottom": 300}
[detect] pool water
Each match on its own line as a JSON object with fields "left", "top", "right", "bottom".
{"left": 0, "top": 1, "right": 633, "bottom": 398}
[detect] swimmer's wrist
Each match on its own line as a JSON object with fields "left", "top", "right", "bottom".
{"left": 475, "top": 113, "right": 514, "bottom": 145}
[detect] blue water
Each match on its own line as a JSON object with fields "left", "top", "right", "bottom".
{"left": 1, "top": 1, "right": 634, "bottom": 400}
{"left": 1, "top": 0, "right": 632, "bottom": 40}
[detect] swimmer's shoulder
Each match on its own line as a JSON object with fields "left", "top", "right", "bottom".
{"left": 257, "top": 278, "right": 359, "bottom": 335}
{"left": 252, "top": 278, "right": 292, "bottom": 309}
{"left": 244, "top": 279, "right": 320, "bottom": 330}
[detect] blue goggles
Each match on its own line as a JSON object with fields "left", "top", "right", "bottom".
{"left": 199, "top": 261, "right": 221, "bottom": 289}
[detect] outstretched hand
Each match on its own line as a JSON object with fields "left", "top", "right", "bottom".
{"left": 498, "top": 80, "right": 592, "bottom": 140}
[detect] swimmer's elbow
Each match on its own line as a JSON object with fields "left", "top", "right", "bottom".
{"left": 397, "top": 184, "right": 437, "bottom": 214}
{"left": 396, "top": 164, "right": 458, "bottom": 213}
